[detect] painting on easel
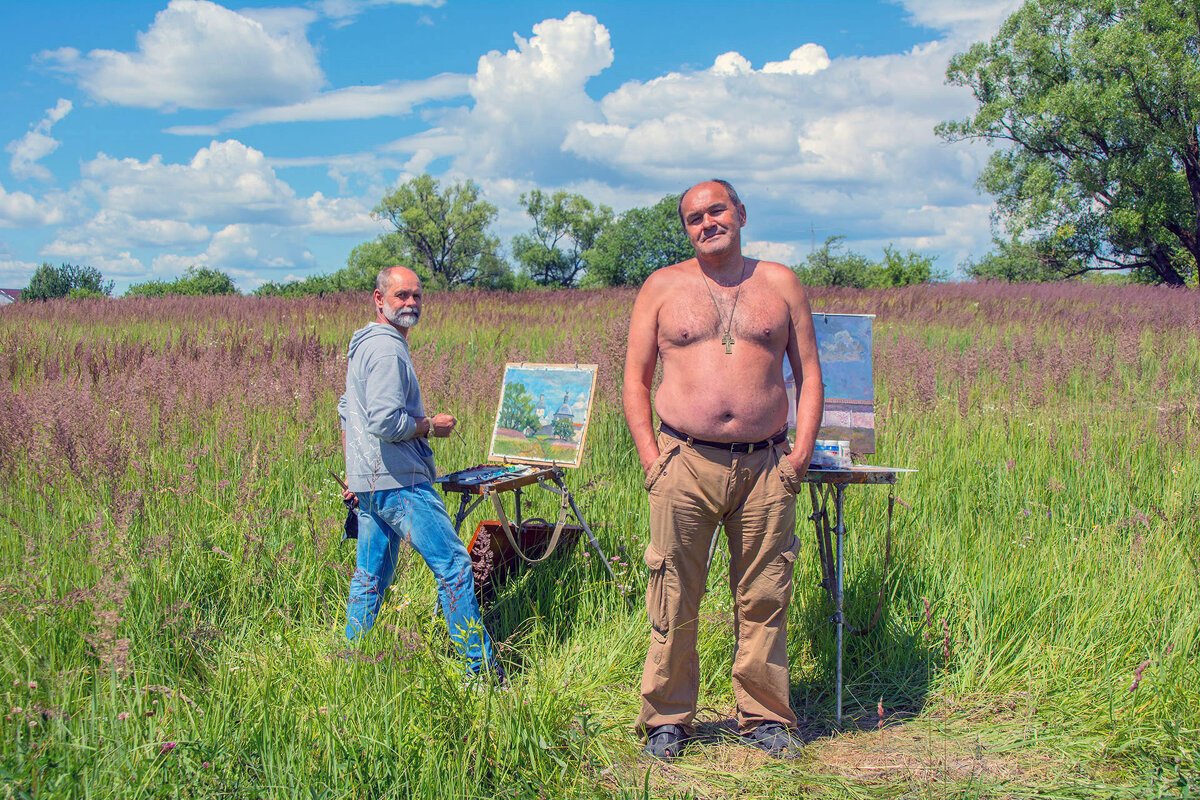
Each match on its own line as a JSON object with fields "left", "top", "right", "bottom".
{"left": 488, "top": 363, "right": 598, "bottom": 467}
{"left": 784, "top": 312, "right": 876, "bottom": 454}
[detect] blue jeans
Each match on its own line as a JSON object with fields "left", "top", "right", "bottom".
{"left": 345, "top": 482, "right": 495, "bottom": 672}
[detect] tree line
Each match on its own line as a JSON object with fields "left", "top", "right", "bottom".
{"left": 17, "top": 264, "right": 239, "bottom": 301}
{"left": 255, "top": 176, "right": 942, "bottom": 297}
{"left": 19, "top": 179, "right": 946, "bottom": 302}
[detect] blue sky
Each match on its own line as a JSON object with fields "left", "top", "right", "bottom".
{"left": 0, "top": 0, "right": 1020, "bottom": 291}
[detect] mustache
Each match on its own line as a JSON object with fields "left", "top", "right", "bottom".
{"left": 382, "top": 305, "right": 420, "bottom": 324}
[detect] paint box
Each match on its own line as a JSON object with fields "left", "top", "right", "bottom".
{"left": 811, "top": 439, "right": 851, "bottom": 469}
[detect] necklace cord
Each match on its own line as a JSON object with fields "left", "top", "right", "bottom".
{"left": 700, "top": 258, "right": 747, "bottom": 353}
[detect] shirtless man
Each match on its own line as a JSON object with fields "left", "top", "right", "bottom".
{"left": 623, "top": 179, "right": 824, "bottom": 760}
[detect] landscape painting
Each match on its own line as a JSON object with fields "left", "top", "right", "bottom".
{"left": 489, "top": 363, "right": 598, "bottom": 467}
{"left": 784, "top": 312, "right": 876, "bottom": 454}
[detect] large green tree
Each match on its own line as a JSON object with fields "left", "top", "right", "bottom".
{"left": 512, "top": 190, "right": 612, "bottom": 287}
{"left": 498, "top": 382, "right": 540, "bottom": 432}
{"left": 552, "top": 416, "right": 575, "bottom": 441}
{"left": 583, "top": 194, "right": 694, "bottom": 286}
{"left": 22, "top": 263, "right": 113, "bottom": 300}
{"left": 940, "top": 0, "right": 1200, "bottom": 286}
{"left": 372, "top": 174, "right": 508, "bottom": 289}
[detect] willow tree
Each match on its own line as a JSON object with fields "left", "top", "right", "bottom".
{"left": 940, "top": 0, "right": 1200, "bottom": 286}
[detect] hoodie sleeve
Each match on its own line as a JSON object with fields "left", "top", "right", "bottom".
{"left": 337, "top": 393, "right": 347, "bottom": 429}
{"left": 361, "top": 349, "right": 419, "bottom": 442}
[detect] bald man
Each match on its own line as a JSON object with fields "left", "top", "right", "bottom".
{"left": 623, "top": 180, "right": 824, "bottom": 759}
{"left": 339, "top": 266, "right": 501, "bottom": 680}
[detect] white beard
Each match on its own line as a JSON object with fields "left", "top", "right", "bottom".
{"left": 383, "top": 305, "right": 420, "bottom": 328}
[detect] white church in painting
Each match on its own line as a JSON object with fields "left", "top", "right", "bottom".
{"left": 530, "top": 391, "right": 576, "bottom": 440}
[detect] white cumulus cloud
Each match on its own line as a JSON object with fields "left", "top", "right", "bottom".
{"left": 892, "top": 0, "right": 1021, "bottom": 42}
{"left": 743, "top": 240, "right": 801, "bottom": 265}
{"left": 40, "top": 139, "right": 378, "bottom": 283}
{"left": 38, "top": 238, "right": 145, "bottom": 278}
{"left": 78, "top": 139, "right": 373, "bottom": 233}
{"left": 762, "top": 44, "right": 832, "bottom": 75}
{"left": 388, "top": 12, "right": 613, "bottom": 181}
{"left": 50, "top": 210, "right": 210, "bottom": 253}
{"left": 40, "top": 0, "right": 325, "bottom": 110}
{"left": 558, "top": 33, "right": 999, "bottom": 266}
{"left": 7, "top": 99, "right": 73, "bottom": 182}
{"left": 0, "top": 182, "right": 68, "bottom": 228}
{"left": 150, "top": 223, "right": 318, "bottom": 287}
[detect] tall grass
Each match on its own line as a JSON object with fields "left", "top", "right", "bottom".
{"left": 0, "top": 283, "right": 1197, "bottom": 798}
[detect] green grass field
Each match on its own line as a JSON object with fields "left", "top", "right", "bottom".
{"left": 0, "top": 284, "right": 1197, "bottom": 798}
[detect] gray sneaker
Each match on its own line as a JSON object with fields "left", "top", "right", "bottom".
{"left": 742, "top": 722, "right": 802, "bottom": 758}
{"left": 645, "top": 724, "right": 689, "bottom": 761}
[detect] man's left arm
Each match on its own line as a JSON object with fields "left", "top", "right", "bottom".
{"left": 781, "top": 271, "right": 823, "bottom": 475}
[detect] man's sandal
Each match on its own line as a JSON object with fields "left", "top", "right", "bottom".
{"left": 741, "top": 722, "right": 803, "bottom": 759}
{"left": 645, "top": 724, "right": 689, "bottom": 761}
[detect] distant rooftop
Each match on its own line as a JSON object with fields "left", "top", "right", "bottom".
{"left": 0, "top": 289, "right": 20, "bottom": 305}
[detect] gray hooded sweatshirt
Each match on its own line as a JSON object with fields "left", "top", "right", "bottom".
{"left": 338, "top": 322, "right": 437, "bottom": 492}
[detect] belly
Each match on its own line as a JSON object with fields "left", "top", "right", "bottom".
{"left": 653, "top": 344, "right": 790, "bottom": 441}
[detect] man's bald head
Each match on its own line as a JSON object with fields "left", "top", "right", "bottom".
{"left": 376, "top": 265, "right": 420, "bottom": 294}
{"left": 373, "top": 266, "right": 423, "bottom": 333}
{"left": 678, "top": 179, "right": 742, "bottom": 227}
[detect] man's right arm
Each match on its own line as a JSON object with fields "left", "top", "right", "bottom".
{"left": 623, "top": 277, "right": 663, "bottom": 473}
{"left": 362, "top": 352, "right": 430, "bottom": 441}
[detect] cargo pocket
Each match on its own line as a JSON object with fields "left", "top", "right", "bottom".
{"left": 643, "top": 545, "right": 671, "bottom": 642}
{"left": 643, "top": 445, "right": 679, "bottom": 492}
{"left": 781, "top": 534, "right": 801, "bottom": 564}
{"left": 765, "top": 534, "right": 802, "bottom": 591}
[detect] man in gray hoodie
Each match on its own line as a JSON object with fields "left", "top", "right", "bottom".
{"left": 339, "top": 265, "right": 498, "bottom": 676}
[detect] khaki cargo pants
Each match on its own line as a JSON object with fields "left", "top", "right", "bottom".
{"left": 636, "top": 431, "right": 804, "bottom": 734}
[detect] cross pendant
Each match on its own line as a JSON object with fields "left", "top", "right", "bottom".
{"left": 722, "top": 331, "right": 734, "bottom": 354}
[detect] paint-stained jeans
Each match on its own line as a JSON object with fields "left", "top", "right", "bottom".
{"left": 637, "top": 432, "right": 803, "bottom": 734}
{"left": 345, "top": 482, "right": 495, "bottom": 672}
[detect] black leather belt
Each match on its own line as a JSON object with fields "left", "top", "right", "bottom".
{"left": 658, "top": 421, "right": 787, "bottom": 453}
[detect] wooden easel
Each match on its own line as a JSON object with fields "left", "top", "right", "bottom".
{"left": 439, "top": 465, "right": 616, "bottom": 583}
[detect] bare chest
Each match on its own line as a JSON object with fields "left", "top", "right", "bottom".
{"left": 659, "top": 285, "right": 791, "bottom": 351}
